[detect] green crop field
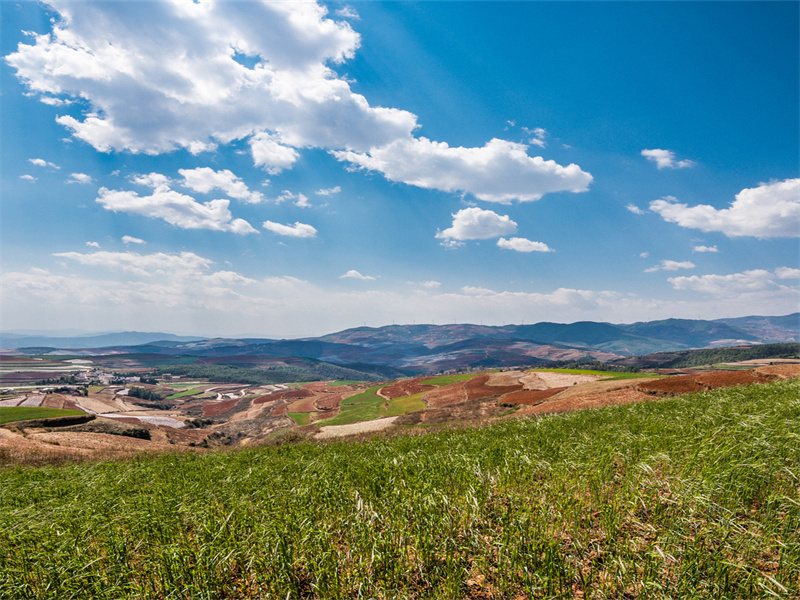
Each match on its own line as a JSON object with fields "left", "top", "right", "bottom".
{"left": 528, "top": 368, "right": 658, "bottom": 380}
{"left": 422, "top": 373, "right": 481, "bottom": 386}
{"left": 378, "top": 392, "right": 426, "bottom": 418}
{"left": 165, "top": 388, "right": 203, "bottom": 400}
{"left": 316, "top": 384, "right": 389, "bottom": 426}
{"left": 1, "top": 379, "right": 798, "bottom": 599}
{"left": 0, "top": 407, "right": 85, "bottom": 424}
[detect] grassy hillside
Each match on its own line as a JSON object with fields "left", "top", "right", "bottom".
{"left": 1, "top": 379, "right": 798, "bottom": 599}
{"left": 0, "top": 407, "right": 85, "bottom": 424}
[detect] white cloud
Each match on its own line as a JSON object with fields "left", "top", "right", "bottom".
{"left": 692, "top": 245, "right": 718, "bottom": 253}
{"left": 85, "top": 241, "right": 100, "bottom": 248}
{"left": 131, "top": 172, "right": 171, "bottom": 188}
{"left": 19, "top": 174, "right": 36, "bottom": 182}
{"left": 262, "top": 220, "right": 317, "bottom": 238}
{"left": 775, "top": 267, "right": 800, "bottom": 280}
{"left": 644, "top": 260, "right": 695, "bottom": 273}
{"left": 315, "top": 186, "right": 341, "bottom": 196}
{"left": 340, "top": 269, "right": 376, "bottom": 280}
{"left": 67, "top": 172, "right": 93, "bottom": 184}
{"left": 418, "top": 280, "right": 441, "bottom": 289}
{"left": 179, "top": 167, "right": 264, "bottom": 204}
{"left": 96, "top": 185, "right": 257, "bottom": 234}
{"left": 5, "top": 2, "right": 592, "bottom": 204}
{"left": 335, "top": 6, "right": 360, "bottom": 20}
{"left": 497, "top": 237, "right": 553, "bottom": 253}
{"left": 335, "top": 137, "right": 592, "bottom": 203}
{"left": 626, "top": 204, "right": 644, "bottom": 215}
{"left": 641, "top": 148, "right": 695, "bottom": 169}
{"left": 650, "top": 178, "right": 800, "bottom": 238}
{"left": 436, "top": 207, "right": 517, "bottom": 242}
{"left": 122, "top": 235, "right": 145, "bottom": 245}
{"left": 5, "top": 2, "right": 414, "bottom": 157}
{"left": 639, "top": 252, "right": 650, "bottom": 258}
{"left": 29, "top": 158, "right": 60, "bottom": 169}
{"left": 525, "top": 127, "right": 548, "bottom": 148}
{"left": 249, "top": 133, "right": 300, "bottom": 174}
{"left": 270, "top": 190, "right": 311, "bottom": 208}
{"left": 668, "top": 268, "right": 797, "bottom": 295}
{"left": 53, "top": 250, "right": 212, "bottom": 278}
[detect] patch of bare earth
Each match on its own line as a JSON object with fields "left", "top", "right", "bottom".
{"left": 316, "top": 417, "right": 399, "bottom": 439}
{"left": 518, "top": 387, "right": 652, "bottom": 416}
{"left": 380, "top": 378, "right": 436, "bottom": 399}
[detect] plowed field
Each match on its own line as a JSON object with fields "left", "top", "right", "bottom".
{"left": 500, "top": 387, "right": 567, "bottom": 405}
{"left": 380, "top": 378, "right": 435, "bottom": 399}
{"left": 637, "top": 370, "right": 770, "bottom": 396}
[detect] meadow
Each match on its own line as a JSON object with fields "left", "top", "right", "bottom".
{"left": 1, "top": 379, "right": 798, "bottom": 599}
{"left": 0, "top": 407, "right": 85, "bottom": 425}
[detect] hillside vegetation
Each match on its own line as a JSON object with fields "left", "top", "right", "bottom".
{"left": 1, "top": 379, "right": 798, "bottom": 599}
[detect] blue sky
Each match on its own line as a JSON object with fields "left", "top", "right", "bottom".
{"left": 1, "top": 0, "right": 798, "bottom": 337}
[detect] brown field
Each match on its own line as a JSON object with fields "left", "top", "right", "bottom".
{"left": 202, "top": 397, "right": 242, "bottom": 417}
{"left": 637, "top": 370, "right": 770, "bottom": 396}
{"left": 519, "top": 387, "right": 653, "bottom": 416}
{"left": 465, "top": 375, "right": 523, "bottom": 400}
{"left": 380, "top": 378, "right": 436, "bottom": 399}
{"left": 499, "top": 387, "right": 567, "bottom": 405}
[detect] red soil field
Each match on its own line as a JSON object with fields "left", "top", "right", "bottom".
{"left": 313, "top": 392, "right": 347, "bottom": 411}
{"left": 500, "top": 387, "right": 567, "bottom": 406}
{"left": 423, "top": 383, "right": 468, "bottom": 409}
{"left": 522, "top": 388, "right": 652, "bottom": 416}
{"left": 380, "top": 378, "right": 436, "bottom": 400}
{"left": 202, "top": 397, "right": 241, "bottom": 417}
{"left": 637, "top": 369, "right": 770, "bottom": 396}
{"left": 270, "top": 403, "right": 288, "bottom": 417}
{"left": 464, "top": 375, "right": 523, "bottom": 401}
{"left": 287, "top": 396, "right": 318, "bottom": 413}
{"left": 253, "top": 388, "right": 313, "bottom": 404}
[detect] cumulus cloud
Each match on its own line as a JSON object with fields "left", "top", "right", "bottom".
{"left": 435, "top": 207, "right": 517, "bottom": 243}
{"left": 692, "top": 245, "right": 718, "bottom": 253}
{"left": 273, "top": 190, "right": 310, "bottom": 207}
{"left": 249, "top": 133, "right": 300, "bottom": 174}
{"left": 262, "top": 220, "right": 317, "bottom": 238}
{"left": 641, "top": 148, "right": 695, "bottom": 169}
{"left": 644, "top": 260, "right": 695, "bottom": 273}
{"left": 335, "top": 137, "right": 592, "bottom": 203}
{"left": 85, "top": 241, "right": 100, "bottom": 248}
{"left": 29, "top": 158, "right": 60, "bottom": 169}
{"left": 497, "top": 237, "right": 553, "bottom": 253}
{"left": 5, "top": 2, "right": 591, "bottom": 204}
{"left": 5, "top": 2, "right": 414, "bottom": 156}
{"left": 650, "top": 178, "right": 800, "bottom": 238}
{"left": 131, "top": 172, "right": 171, "bottom": 188}
{"left": 626, "top": 204, "right": 644, "bottom": 215}
{"left": 668, "top": 268, "right": 796, "bottom": 295}
{"left": 96, "top": 185, "right": 257, "bottom": 234}
{"left": 122, "top": 235, "right": 145, "bottom": 245}
{"left": 340, "top": 269, "right": 375, "bottom": 280}
{"left": 19, "top": 174, "right": 36, "bottom": 182}
{"left": 315, "top": 186, "right": 341, "bottom": 196}
{"left": 67, "top": 172, "right": 92, "bottom": 184}
{"left": 179, "top": 167, "right": 264, "bottom": 204}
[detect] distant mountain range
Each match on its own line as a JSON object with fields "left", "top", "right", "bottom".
{"left": 3, "top": 314, "right": 797, "bottom": 375}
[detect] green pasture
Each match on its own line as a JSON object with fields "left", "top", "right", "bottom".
{"left": 288, "top": 412, "right": 311, "bottom": 426}
{"left": 165, "top": 388, "right": 203, "bottom": 400}
{"left": 528, "top": 368, "right": 659, "bottom": 380}
{"left": 316, "top": 384, "right": 389, "bottom": 426}
{"left": 0, "top": 406, "right": 85, "bottom": 424}
{"left": 1, "top": 379, "right": 797, "bottom": 599}
{"left": 378, "top": 392, "right": 426, "bottom": 418}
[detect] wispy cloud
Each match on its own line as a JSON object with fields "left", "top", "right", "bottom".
{"left": 497, "top": 237, "right": 553, "bottom": 253}
{"left": 644, "top": 260, "right": 695, "bottom": 273}
{"left": 641, "top": 148, "right": 695, "bottom": 169}
{"left": 262, "top": 220, "right": 317, "bottom": 238}
{"left": 341, "top": 269, "right": 376, "bottom": 280}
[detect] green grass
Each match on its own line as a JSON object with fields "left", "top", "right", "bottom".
{"left": 378, "top": 392, "right": 427, "bottom": 418}
{"left": 165, "top": 388, "right": 203, "bottom": 400}
{"left": 288, "top": 412, "right": 311, "bottom": 426}
{"left": 422, "top": 373, "right": 481, "bottom": 386}
{"left": 316, "top": 384, "right": 389, "bottom": 426}
{"left": 1, "top": 380, "right": 799, "bottom": 599}
{"left": 528, "top": 368, "right": 659, "bottom": 380}
{"left": 0, "top": 406, "right": 85, "bottom": 424}
{"left": 327, "top": 380, "right": 369, "bottom": 387}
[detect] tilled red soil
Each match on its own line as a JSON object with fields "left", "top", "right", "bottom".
{"left": 465, "top": 375, "right": 523, "bottom": 401}
{"left": 202, "top": 397, "right": 241, "bottom": 417}
{"left": 380, "top": 378, "right": 436, "bottom": 399}
{"left": 499, "top": 387, "right": 567, "bottom": 405}
{"left": 637, "top": 370, "right": 771, "bottom": 396}
{"left": 253, "top": 389, "right": 313, "bottom": 404}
